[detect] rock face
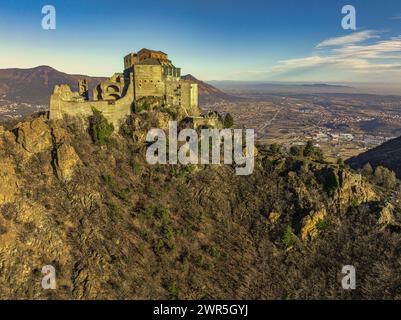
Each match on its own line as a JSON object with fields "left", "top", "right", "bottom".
{"left": 0, "top": 112, "right": 400, "bottom": 300}
{"left": 268, "top": 211, "right": 281, "bottom": 224}
{"left": 0, "top": 158, "right": 18, "bottom": 205}
{"left": 54, "top": 144, "right": 81, "bottom": 181}
{"left": 336, "top": 170, "right": 377, "bottom": 208}
{"left": 378, "top": 202, "right": 396, "bottom": 227}
{"left": 301, "top": 208, "right": 327, "bottom": 240}
{"left": 16, "top": 117, "right": 52, "bottom": 153}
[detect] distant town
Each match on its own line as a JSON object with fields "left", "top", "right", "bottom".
{"left": 205, "top": 90, "right": 401, "bottom": 161}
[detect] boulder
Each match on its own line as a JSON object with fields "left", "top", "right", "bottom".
{"left": 16, "top": 117, "right": 52, "bottom": 154}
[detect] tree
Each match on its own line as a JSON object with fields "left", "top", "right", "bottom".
{"left": 337, "top": 157, "right": 345, "bottom": 168}
{"left": 89, "top": 108, "right": 114, "bottom": 146}
{"left": 290, "top": 145, "right": 304, "bottom": 157}
{"left": 361, "top": 163, "right": 373, "bottom": 176}
{"left": 303, "top": 141, "right": 324, "bottom": 162}
{"left": 270, "top": 143, "right": 280, "bottom": 154}
{"left": 324, "top": 168, "right": 340, "bottom": 196}
{"left": 224, "top": 113, "right": 234, "bottom": 128}
{"left": 374, "top": 166, "right": 397, "bottom": 189}
{"left": 303, "top": 141, "right": 314, "bottom": 157}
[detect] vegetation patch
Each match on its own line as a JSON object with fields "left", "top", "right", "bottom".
{"left": 89, "top": 108, "right": 114, "bottom": 146}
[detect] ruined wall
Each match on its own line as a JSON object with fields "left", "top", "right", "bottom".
{"left": 190, "top": 83, "right": 198, "bottom": 110}
{"left": 189, "top": 116, "right": 221, "bottom": 129}
{"left": 124, "top": 53, "right": 139, "bottom": 70}
{"left": 165, "top": 80, "right": 182, "bottom": 107}
{"left": 164, "top": 80, "right": 200, "bottom": 116}
{"left": 180, "top": 81, "right": 200, "bottom": 116}
{"left": 50, "top": 50, "right": 200, "bottom": 128}
{"left": 134, "top": 65, "right": 165, "bottom": 98}
{"left": 50, "top": 82, "right": 134, "bottom": 130}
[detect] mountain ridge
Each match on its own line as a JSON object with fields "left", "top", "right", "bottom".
{"left": 0, "top": 66, "right": 107, "bottom": 105}
{"left": 0, "top": 67, "right": 235, "bottom": 106}
{"left": 347, "top": 136, "right": 401, "bottom": 179}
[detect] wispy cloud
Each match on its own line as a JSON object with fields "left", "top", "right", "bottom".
{"left": 262, "top": 30, "right": 401, "bottom": 82}
{"left": 315, "top": 30, "right": 381, "bottom": 49}
{"left": 389, "top": 14, "right": 401, "bottom": 20}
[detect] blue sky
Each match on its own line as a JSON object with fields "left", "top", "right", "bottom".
{"left": 1, "top": 0, "right": 401, "bottom": 82}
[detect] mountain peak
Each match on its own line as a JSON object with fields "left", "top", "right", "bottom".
{"left": 182, "top": 74, "right": 239, "bottom": 103}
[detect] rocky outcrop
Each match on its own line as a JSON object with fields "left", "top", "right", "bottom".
{"left": 0, "top": 158, "right": 19, "bottom": 205}
{"left": 301, "top": 208, "right": 327, "bottom": 240}
{"left": 268, "top": 211, "right": 281, "bottom": 224}
{"left": 54, "top": 143, "right": 81, "bottom": 181}
{"left": 378, "top": 202, "right": 396, "bottom": 227}
{"left": 336, "top": 170, "right": 377, "bottom": 210}
{"left": 16, "top": 117, "right": 52, "bottom": 154}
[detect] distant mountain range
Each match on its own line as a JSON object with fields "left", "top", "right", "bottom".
{"left": 0, "top": 66, "right": 236, "bottom": 106}
{"left": 181, "top": 74, "right": 239, "bottom": 103}
{"left": 208, "top": 81, "right": 357, "bottom": 94}
{"left": 0, "top": 66, "right": 106, "bottom": 105}
{"left": 347, "top": 136, "right": 401, "bottom": 179}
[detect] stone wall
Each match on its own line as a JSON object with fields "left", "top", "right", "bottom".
{"left": 50, "top": 81, "right": 134, "bottom": 130}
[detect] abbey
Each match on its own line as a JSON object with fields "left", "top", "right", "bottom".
{"left": 49, "top": 48, "right": 200, "bottom": 129}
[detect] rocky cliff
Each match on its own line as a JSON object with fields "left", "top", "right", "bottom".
{"left": 0, "top": 112, "right": 400, "bottom": 299}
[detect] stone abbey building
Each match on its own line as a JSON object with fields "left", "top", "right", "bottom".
{"left": 49, "top": 49, "right": 199, "bottom": 129}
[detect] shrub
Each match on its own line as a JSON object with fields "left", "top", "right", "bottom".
{"left": 110, "top": 204, "right": 120, "bottom": 218}
{"left": 361, "top": 163, "right": 373, "bottom": 176}
{"left": 158, "top": 207, "right": 170, "bottom": 225}
{"left": 350, "top": 198, "right": 360, "bottom": 208}
{"left": 132, "top": 163, "right": 142, "bottom": 174}
{"left": 315, "top": 219, "right": 330, "bottom": 231}
{"left": 0, "top": 224, "right": 7, "bottom": 235}
{"left": 163, "top": 226, "right": 174, "bottom": 241}
{"left": 208, "top": 246, "right": 222, "bottom": 259}
{"left": 304, "top": 141, "right": 324, "bottom": 162}
{"left": 89, "top": 108, "right": 114, "bottom": 146}
{"left": 270, "top": 143, "right": 281, "bottom": 154}
{"left": 282, "top": 225, "right": 297, "bottom": 248}
{"left": 116, "top": 188, "right": 129, "bottom": 202}
{"left": 337, "top": 158, "right": 345, "bottom": 168}
{"left": 167, "top": 280, "right": 178, "bottom": 298}
{"left": 155, "top": 239, "right": 165, "bottom": 253}
{"left": 136, "top": 101, "right": 151, "bottom": 113}
{"left": 324, "top": 168, "right": 339, "bottom": 196}
{"left": 102, "top": 174, "right": 114, "bottom": 187}
{"left": 223, "top": 113, "right": 234, "bottom": 128}
{"left": 290, "top": 145, "right": 304, "bottom": 157}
